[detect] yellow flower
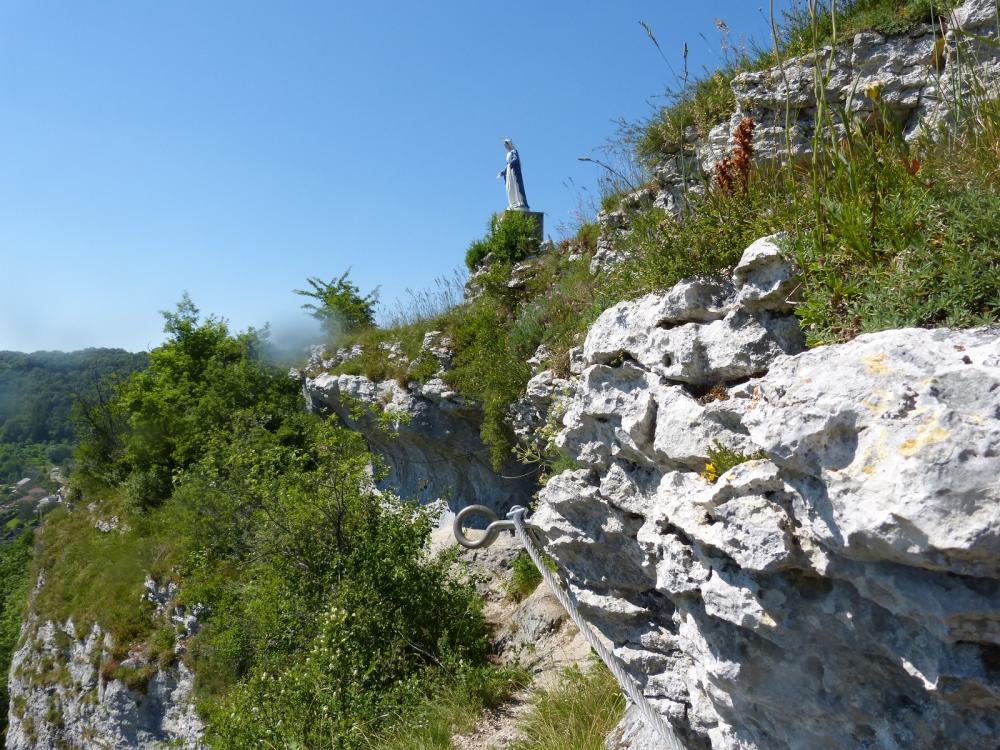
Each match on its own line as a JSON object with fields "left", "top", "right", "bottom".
{"left": 864, "top": 82, "right": 883, "bottom": 100}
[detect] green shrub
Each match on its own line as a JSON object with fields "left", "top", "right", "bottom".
{"left": 447, "top": 244, "right": 604, "bottom": 467}
{"left": 162, "top": 413, "right": 491, "bottom": 748}
{"left": 447, "top": 288, "right": 534, "bottom": 470}
{"left": 466, "top": 211, "right": 542, "bottom": 270}
{"left": 57, "top": 303, "right": 500, "bottom": 749}
{"left": 295, "top": 270, "right": 380, "bottom": 339}
{"left": 506, "top": 551, "right": 544, "bottom": 602}
{"left": 81, "top": 295, "right": 303, "bottom": 509}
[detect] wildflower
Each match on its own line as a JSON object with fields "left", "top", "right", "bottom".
{"left": 700, "top": 462, "right": 719, "bottom": 483}
{"left": 864, "top": 82, "right": 883, "bottom": 101}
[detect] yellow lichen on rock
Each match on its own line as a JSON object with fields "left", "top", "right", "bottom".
{"left": 899, "top": 422, "right": 951, "bottom": 456}
{"left": 863, "top": 353, "right": 890, "bottom": 375}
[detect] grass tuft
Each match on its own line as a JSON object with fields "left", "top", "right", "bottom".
{"left": 510, "top": 663, "right": 626, "bottom": 750}
{"left": 365, "top": 666, "right": 530, "bottom": 750}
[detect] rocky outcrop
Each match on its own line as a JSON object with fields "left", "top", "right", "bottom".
{"left": 592, "top": 0, "right": 1000, "bottom": 273}
{"left": 6, "top": 580, "right": 202, "bottom": 750}
{"left": 526, "top": 238, "right": 1000, "bottom": 749}
{"left": 706, "top": 0, "right": 999, "bottom": 165}
{"left": 301, "top": 334, "right": 538, "bottom": 517}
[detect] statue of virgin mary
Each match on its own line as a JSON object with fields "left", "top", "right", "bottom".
{"left": 497, "top": 139, "right": 529, "bottom": 210}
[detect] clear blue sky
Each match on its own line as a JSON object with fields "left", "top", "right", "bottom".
{"left": 0, "top": 1, "right": 788, "bottom": 353}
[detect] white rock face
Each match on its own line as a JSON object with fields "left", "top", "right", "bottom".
{"left": 583, "top": 237, "right": 804, "bottom": 386}
{"left": 529, "top": 243, "right": 999, "bottom": 748}
{"left": 300, "top": 334, "right": 539, "bottom": 515}
{"left": 6, "top": 616, "right": 203, "bottom": 750}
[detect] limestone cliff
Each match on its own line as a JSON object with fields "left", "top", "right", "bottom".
{"left": 532, "top": 240, "right": 999, "bottom": 749}
{"left": 7, "top": 3, "right": 999, "bottom": 748}
{"left": 6, "top": 579, "right": 202, "bottom": 749}
{"left": 300, "top": 334, "right": 538, "bottom": 517}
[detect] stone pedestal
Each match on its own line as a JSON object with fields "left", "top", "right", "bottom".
{"left": 504, "top": 209, "right": 544, "bottom": 242}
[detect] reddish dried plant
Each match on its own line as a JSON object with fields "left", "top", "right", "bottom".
{"left": 713, "top": 117, "right": 756, "bottom": 195}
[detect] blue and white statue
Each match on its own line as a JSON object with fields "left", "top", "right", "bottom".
{"left": 497, "top": 138, "right": 529, "bottom": 210}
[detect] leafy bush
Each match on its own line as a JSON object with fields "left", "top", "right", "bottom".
{"left": 447, "top": 246, "right": 602, "bottom": 467}
{"left": 506, "top": 550, "right": 544, "bottom": 602}
{"left": 466, "top": 211, "right": 542, "bottom": 270}
{"left": 80, "top": 295, "right": 301, "bottom": 508}
{"left": 295, "top": 270, "right": 380, "bottom": 338}
{"left": 447, "top": 283, "right": 534, "bottom": 469}
{"left": 184, "top": 419, "right": 492, "bottom": 748}
{"left": 62, "top": 300, "right": 500, "bottom": 749}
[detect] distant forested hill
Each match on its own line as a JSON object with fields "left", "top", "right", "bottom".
{"left": 0, "top": 349, "right": 148, "bottom": 481}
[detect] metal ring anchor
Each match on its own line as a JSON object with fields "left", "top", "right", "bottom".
{"left": 453, "top": 504, "right": 516, "bottom": 549}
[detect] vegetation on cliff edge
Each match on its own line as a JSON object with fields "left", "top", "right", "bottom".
{"left": 322, "top": 0, "right": 998, "bottom": 470}
{"left": 29, "top": 299, "right": 508, "bottom": 748}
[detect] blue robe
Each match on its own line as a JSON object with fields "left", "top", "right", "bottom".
{"left": 499, "top": 149, "right": 529, "bottom": 210}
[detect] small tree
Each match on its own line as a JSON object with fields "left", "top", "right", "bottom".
{"left": 295, "top": 271, "right": 379, "bottom": 338}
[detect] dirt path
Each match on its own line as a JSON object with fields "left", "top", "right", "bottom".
{"left": 451, "top": 688, "right": 534, "bottom": 750}
{"left": 431, "top": 526, "right": 592, "bottom": 750}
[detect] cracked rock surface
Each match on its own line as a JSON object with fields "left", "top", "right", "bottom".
{"left": 300, "top": 332, "right": 538, "bottom": 517}
{"left": 6, "top": 580, "right": 203, "bottom": 750}
{"left": 528, "top": 239, "right": 1000, "bottom": 749}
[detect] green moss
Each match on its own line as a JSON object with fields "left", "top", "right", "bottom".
{"left": 108, "top": 663, "right": 158, "bottom": 694}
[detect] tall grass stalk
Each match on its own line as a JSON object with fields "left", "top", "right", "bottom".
{"left": 377, "top": 269, "right": 468, "bottom": 329}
